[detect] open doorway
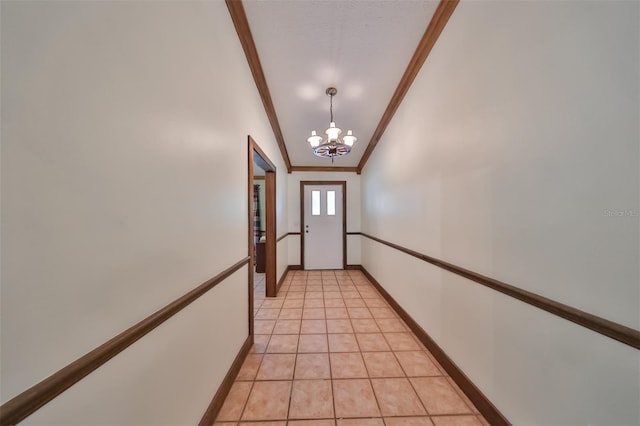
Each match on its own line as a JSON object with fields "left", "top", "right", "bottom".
{"left": 252, "top": 172, "right": 267, "bottom": 305}
{"left": 248, "top": 136, "right": 277, "bottom": 336}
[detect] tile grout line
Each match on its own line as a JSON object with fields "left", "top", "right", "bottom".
{"left": 236, "top": 372, "right": 257, "bottom": 423}
{"left": 284, "top": 271, "right": 305, "bottom": 422}
{"left": 346, "top": 273, "right": 387, "bottom": 422}
{"left": 323, "top": 275, "right": 339, "bottom": 424}
{"left": 234, "top": 276, "right": 264, "bottom": 424}
{"left": 240, "top": 271, "right": 274, "bottom": 423}
{"left": 354, "top": 270, "right": 397, "bottom": 426}
{"left": 351, "top": 271, "right": 396, "bottom": 426}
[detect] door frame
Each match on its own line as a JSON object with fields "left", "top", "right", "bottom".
{"left": 300, "top": 181, "right": 347, "bottom": 270}
{"left": 248, "top": 136, "right": 277, "bottom": 338}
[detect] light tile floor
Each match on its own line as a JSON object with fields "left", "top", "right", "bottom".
{"left": 254, "top": 271, "right": 266, "bottom": 302}
{"left": 215, "top": 270, "right": 488, "bottom": 426}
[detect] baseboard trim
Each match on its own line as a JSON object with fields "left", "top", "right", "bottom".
{"left": 288, "top": 264, "right": 303, "bottom": 270}
{"left": 359, "top": 265, "right": 510, "bottom": 426}
{"left": 199, "top": 335, "right": 252, "bottom": 425}
{"left": 277, "top": 266, "right": 290, "bottom": 292}
{"left": 345, "top": 264, "right": 361, "bottom": 270}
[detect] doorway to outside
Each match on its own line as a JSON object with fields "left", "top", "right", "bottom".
{"left": 300, "top": 181, "right": 346, "bottom": 270}
{"left": 248, "top": 137, "right": 276, "bottom": 335}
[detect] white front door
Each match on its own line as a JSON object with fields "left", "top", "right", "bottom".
{"left": 303, "top": 184, "right": 343, "bottom": 270}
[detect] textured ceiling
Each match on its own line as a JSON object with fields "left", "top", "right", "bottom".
{"left": 243, "top": 0, "right": 440, "bottom": 167}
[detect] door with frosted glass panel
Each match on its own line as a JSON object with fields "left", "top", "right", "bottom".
{"left": 303, "top": 185, "right": 343, "bottom": 269}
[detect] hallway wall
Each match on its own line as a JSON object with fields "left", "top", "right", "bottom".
{"left": 360, "top": 1, "right": 639, "bottom": 425}
{"left": 1, "top": 1, "right": 287, "bottom": 424}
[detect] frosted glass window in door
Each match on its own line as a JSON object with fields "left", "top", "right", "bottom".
{"left": 327, "top": 191, "right": 336, "bottom": 216}
{"left": 312, "top": 190, "right": 321, "bottom": 216}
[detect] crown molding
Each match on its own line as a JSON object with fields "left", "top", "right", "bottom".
{"left": 357, "top": 0, "right": 459, "bottom": 174}
{"left": 226, "top": 0, "right": 292, "bottom": 172}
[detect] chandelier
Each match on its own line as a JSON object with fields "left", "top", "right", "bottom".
{"left": 307, "top": 87, "right": 357, "bottom": 161}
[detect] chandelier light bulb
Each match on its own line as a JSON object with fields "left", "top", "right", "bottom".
{"left": 325, "top": 122, "right": 342, "bottom": 142}
{"left": 307, "top": 130, "right": 322, "bottom": 148}
{"left": 343, "top": 130, "right": 356, "bottom": 147}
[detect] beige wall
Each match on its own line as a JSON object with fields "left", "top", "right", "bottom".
{"left": 361, "top": 1, "right": 639, "bottom": 424}
{"left": 1, "top": 1, "right": 287, "bottom": 423}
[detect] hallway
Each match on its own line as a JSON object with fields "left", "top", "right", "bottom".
{"left": 215, "top": 270, "right": 487, "bottom": 425}
{"left": 2, "top": 1, "right": 638, "bottom": 423}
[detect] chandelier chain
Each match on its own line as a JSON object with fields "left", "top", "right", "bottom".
{"left": 329, "top": 93, "right": 334, "bottom": 123}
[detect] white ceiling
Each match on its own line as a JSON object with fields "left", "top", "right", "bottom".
{"left": 243, "top": 0, "right": 440, "bottom": 167}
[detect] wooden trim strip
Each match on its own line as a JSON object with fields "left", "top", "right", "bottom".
{"left": 356, "top": 0, "right": 459, "bottom": 174}
{"left": 199, "top": 335, "right": 252, "bottom": 425}
{"left": 341, "top": 184, "right": 347, "bottom": 270}
{"left": 251, "top": 136, "right": 277, "bottom": 172}
{"left": 290, "top": 166, "right": 358, "bottom": 173}
{"left": 276, "top": 264, "right": 297, "bottom": 292}
{"left": 248, "top": 139, "right": 256, "bottom": 336}
{"left": 358, "top": 266, "right": 510, "bottom": 426}
{"left": 361, "top": 233, "right": 640, "bottom": 349}
{"left": 274, "top": 233, "right": 304, "bottom": 243}
{"left": 277, "top": 268, "right": 287, "bottom": 292}
{"left": 346, "top": 232, "right": 362, "bottom": 236}
{"left": 288, "top": 265, "right": 303, "bottom": 271}
{"left": 264, "top": 171, "right": 277, "bottom": 297}
{"left": 225, "top": 0, "right": 292, "bottom": 172}
{"left": 0, "top": 257, "right": 250, "bottom": 425}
